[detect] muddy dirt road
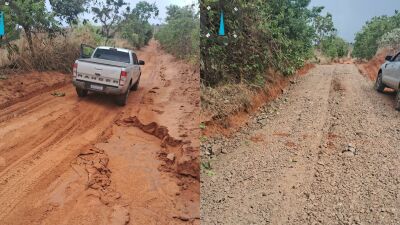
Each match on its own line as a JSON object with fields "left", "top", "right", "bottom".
{"left": 0, "top": 40, "right": 199, "bottom": 225}
{"left": 201, "top": 64, "right": 400, "bottom": 225}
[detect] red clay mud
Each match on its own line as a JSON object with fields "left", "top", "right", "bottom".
{"left": 0, "top": 40, "right": 199, "bottom": 225}
{"left": 0, "top": 71, "right": 69, "bottom": 109}
{"left": 356, "top": 52, "right": 387, "bottom": 81}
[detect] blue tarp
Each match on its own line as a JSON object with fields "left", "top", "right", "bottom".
{"left": 0, "top": 12, "right": 4, "bottom": 36}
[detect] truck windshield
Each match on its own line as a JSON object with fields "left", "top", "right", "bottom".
{"left": 93, "top": 49, "right": 130, "bottom": 63}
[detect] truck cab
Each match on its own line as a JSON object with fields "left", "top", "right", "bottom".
{"left": 72, "top": 45, "right": 145, "bottom": 106}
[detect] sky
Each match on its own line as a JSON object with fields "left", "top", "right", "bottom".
{"left": 309, "top": 0, "right": 400, "bottom": 42}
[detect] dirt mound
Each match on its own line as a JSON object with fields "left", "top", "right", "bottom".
{"left": 201, "top": 65, "right": 315, "bottom": 137}
{"left": 117, "top": 116, "right": 182, "bottom": 147}
{"left": 117, "top": 116, "right": 199, "bottom": 179}
{"left": 356, "top": 51, "right": 389, "bottom": 81}
{"left": 0, "top": 71, "right": 69, "bottom": 109}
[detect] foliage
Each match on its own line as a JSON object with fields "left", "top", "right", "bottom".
{"left": 72, "top": 23, "right": 106, "bottom": 46}
{"left": 92, "top": 0, "right": 128, "bottom": 45}
{"left": 201, "top": 0, "right": 320, "bottom": 86}
{"left": 0, "top": 0, "right": 189, "bottom": 74}
{"left": 0, "top": 4, "right": 20, "bottom": 51}
{"left": 378, "top": 28, "right": 400, "bottom": 50}
{"left": 155, "top": 5, "right": 199, "bottom": 62}
{"left": 320, "top": 36, "right": 348, "bottom": 59}
{"left": 6, "top": 0, "right": 60, "bottom": 56}
{"left": 119, "top": 1, "right": 158, "bottom": 48}
{"left": 49, "top": 0, "right": 91, "bottom": 25}
{"left": 310, "top": 7, "right": 336, "bottom": 46}
{"left": 353, "top": 12, "right": 400, "bottom": 59}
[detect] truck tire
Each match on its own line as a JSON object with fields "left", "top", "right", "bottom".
{"left": 374, "top": 71, "right": 386, "bottom": 93}
{"left": 395, "top": 91, "right": 400, "bottom": 111}
{"left": 131, "top": 76, "right": 140, "bottom": 91}
{"left": 76, "top": 88, "right": 88, "bottom": 97}
{"left": 116, "top": 88, "right": 130, "bottom": 106}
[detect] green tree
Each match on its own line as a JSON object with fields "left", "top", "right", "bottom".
{"left": 119, "top": 1, "right": 158, "bottom": 48}
{"left": 131, "top": 1, "right": 159, "bottom": 22}
{"left": 310, "top": 7, "right": 336, "bottom": 46}
{"left": 0, "top": 3, "right": 20, "bottom": 49}
{"left": 92, "top": 0, "right": 128, "bottom": 45}
{"left": 321, "top": 36, "right": 348, "bottom": 59}
{"left": 155, "top": 5, "right": 199, "bottom": 61}
{"left": 378, "top": 28, "right": 400, "bottom": 50}
{"left": 5, "top": 0, "right": 60, "bottom": 57}
{"left": 353, "top": 12, "right": 400, "bottom": 59}
{"left": 49, "top": 0, "right": 92, "bottom": 26}
{"left": 201, "top": 0, "right": 320, "bottom": 86}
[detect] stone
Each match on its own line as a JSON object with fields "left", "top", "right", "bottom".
{"left": 167, "top": 153, "right": 175, "bottom": 161}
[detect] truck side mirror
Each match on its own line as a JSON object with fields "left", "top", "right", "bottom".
{"left": 138, "top": 60, "right": 145, "bottom": 65}
{"left": 385, "top": 55, "right": 393, "bottom": 61}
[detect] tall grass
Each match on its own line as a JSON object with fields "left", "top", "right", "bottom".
{"left": 1, "top": 23, "right": 135, "bottom": 74}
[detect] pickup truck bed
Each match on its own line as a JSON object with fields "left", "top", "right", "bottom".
{"left": 72, "top": 46, "right": 144, "bottom": 106}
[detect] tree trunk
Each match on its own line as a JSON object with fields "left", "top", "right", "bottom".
{"left": 23, "top": 26, "right": 35, "bottom": 58}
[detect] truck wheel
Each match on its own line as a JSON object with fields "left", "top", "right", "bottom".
{"left": 76, "top": 88, "right": 88, "bottom": 97}
{"left": 374, "top": 72, "right": 386, "bottom": 93}
{"left": 116, "top": 88, "right": 130, "bottom": 106}
{"left": 395, "top": 91, "right": 400, "bottom": 111}
{"left": 131, "top": 77, "right": 140, "bottom": 91}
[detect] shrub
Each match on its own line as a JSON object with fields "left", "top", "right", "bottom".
{"left": 200, "top": 0, "right": 320, "bottom": 87}
{"left": 155, "top": 5, "right": 199, "bottom": 62}
{"left": 321, "top": 36, "right": 348, "bottom": 59}
{"left": 353, "top": 12, "right": 400, "bottom": 59}
{"left": 378, "top": 28, "right": 400, "bottom": 50}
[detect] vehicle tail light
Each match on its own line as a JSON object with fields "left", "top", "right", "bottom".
{"left": 119, "top": 71, "right": 127, "bottom": 86}
{"left": 73, "top": 63, "right": 78, "bottom": 77}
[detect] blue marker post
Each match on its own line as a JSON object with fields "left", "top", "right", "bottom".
{"left": 218, "top": 10, "right": 225, "bottom": 36}
{"left": 0, "top": 11, "right": 4, "bottom": 37}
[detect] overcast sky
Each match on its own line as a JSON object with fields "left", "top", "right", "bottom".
{"left": 310, "top": 0, "right": 400, "bottom": 42}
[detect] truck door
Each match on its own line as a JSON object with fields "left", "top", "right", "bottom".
{"left": 80, "top": 44, "right": 95, "bottom": 59}
{"left": 131, "top": 52, "right": 141, "bottom": 82}
{"left": 386, "top": 53, "right": 400, "bottom": 89}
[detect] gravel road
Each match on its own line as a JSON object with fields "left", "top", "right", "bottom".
{"left": 201, "top": 64, "right": 400, "bottom": 225}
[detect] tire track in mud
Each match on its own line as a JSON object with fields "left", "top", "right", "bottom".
{"left": 0, "top": 40, "right": 199, "bottom": 225}
{"left": 0, "top": 101, "right": 123, "bottom": 221}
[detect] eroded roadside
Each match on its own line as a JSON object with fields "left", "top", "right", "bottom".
{"left": 0, "top": 40, "right": 199, "bottom": 225}
{"left": 201, "top": 64, "right": 400, "bottom": 225}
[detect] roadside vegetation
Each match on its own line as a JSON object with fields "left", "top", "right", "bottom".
{"left": 155, "top": 5, "right": 200, "bottom": 64}
{"left": 353, "top": 11, "right": 400, "bottom": 59}
{"left": 353, "top": 11, "right": 400, "bottom": 80}
{"left": 0, "top": 0, "right": 158, "bottom": 74}
{"left": 200, "top": 0, "right": 348, "bottom": 123}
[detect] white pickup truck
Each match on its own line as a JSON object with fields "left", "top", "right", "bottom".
{"left": 375, "top": 54, "right": 400, "bottom": 110}
{"left": 72, "top": 45, "right": 145, "bottom": 106}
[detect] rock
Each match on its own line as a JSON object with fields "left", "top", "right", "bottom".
{"left": 221, "top": 149, "right": 228, "bottom": 154}
{"left": 342, "top": 151, "right": 355, "bottom": 157}
{"left": 343, "top": 143, "right": 357, "bottom": 154}
{"left": 166, "top": 153, "right": 175, "bottom": 161}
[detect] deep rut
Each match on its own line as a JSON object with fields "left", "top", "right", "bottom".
{"left": 0, "top": 40, "right": 199, "bottom": 225}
